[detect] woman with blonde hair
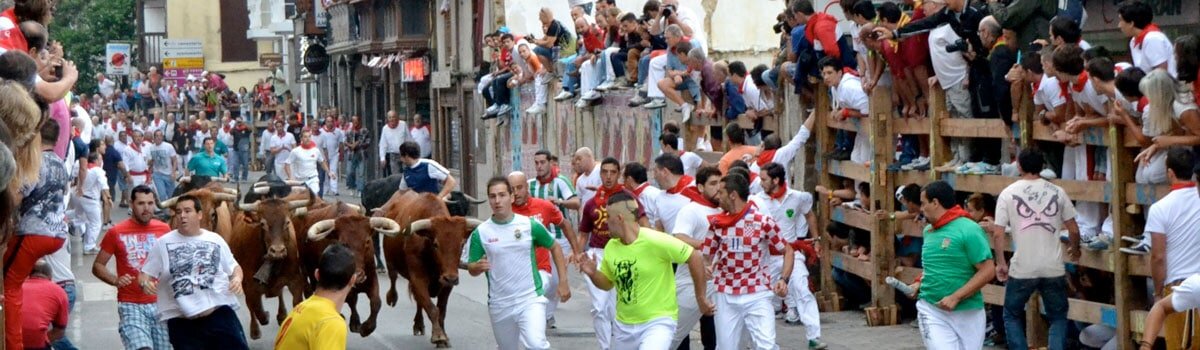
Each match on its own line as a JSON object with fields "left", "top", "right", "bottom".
{"left": 0, "top": 80, "right": 43, "bottom": 190}
{"left": 1134, "top": 69, "right": 1179, "bottom": 184}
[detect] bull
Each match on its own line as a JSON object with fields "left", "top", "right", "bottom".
{"left": 360, "top": 174, "right": 485, "bottom": 216}
{"left": 230, "top": 196, "right": 311, "bottom": 339}
{"left": 300, "top": 201, "right": 401, "bottom": 337}
{"left": 377, "top": 190, "right": 482, "bottom": 348}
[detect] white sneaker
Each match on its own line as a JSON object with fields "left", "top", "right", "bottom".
{"left": 553, "top": 91, "right": 574, "bottom": 101}
{"left": 525, "top": 104, "right": 546, "bottom": 115}
{"left": 596, "top": 81, "right": 615, "bottom": 91}
{"left": 901, "top": 156, "right": 930, "bottom": 171}
{"left": 681, "top": 103, "right": 695, "bottom": 124}
{"left": 582, "top": 90, "right": 601, "bottom": 101}
{"left": 575, "top": 99, "right": 589, "bottom": 108}
{"left": 643, "top": 98, "right": 667, "bottom": 109}
{"left": 785, "top": 308, "right": 800, "bottom": 324}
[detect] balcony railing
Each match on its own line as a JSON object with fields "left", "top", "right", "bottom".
{"left": 140, "top": 32, "right": 165, "bottom": 69}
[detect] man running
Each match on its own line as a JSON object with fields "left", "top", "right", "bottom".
{"left": 139, "top": 194, "right": 248, "bottom": 349}
{"left": 185, "top": 138, "right": 227, "bottom": 179}
{"left": 579, "top": 191, "right": 714, "bottom": 349}
{"left": 464, "top": 177, "right": 571, "bottom": 350}
{"left": 93, "top": 185, "right": 172, "bottom": 350}
{"left": 703, "top": 173, "right": 792, "bottom": 350}
{"left": 274, "top": 244, "right": 357, "bottom": 350}
{"left": 508, "top": 171, "right": 582, "bottom": 328}
{"left": 669, "top": 165, "right": 723, "bottom": 350}
{"left": 284, "top": 130, "right": 329, "bottom": 195}
{"left": 529, "top": 150, "right": 581, "bottom": 255}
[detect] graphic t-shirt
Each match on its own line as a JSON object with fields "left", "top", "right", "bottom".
{"left": 994, "top": 179, "right": 1077, "bottom": 279}
{"left": 600, "top": 228, "right": 694, "bottom": 325}
{"left": 141, "top": 229, "right": 241, "bottom": 320}
{"left": 100, "top": 219, "right": 172, "bottom": 304}
{"left": 148, "top": 142, "right": 178, "bottom": 176}
{"left": 274, "top": 295, "right": 347, "bottom": 350}
{"left": 18, "top": 152, "right": 69, "bottom": 239}
{"left": 580, "top": 190, "right": 644, "bottom": 248}
{"left": 511, "top": 198, "right": 566, "bottom": 273}
{"left": 465, "top": 215, "right": 556, "bottom": 310}
{"left": 920, "top": 217, "right": 993, "bottom": 311}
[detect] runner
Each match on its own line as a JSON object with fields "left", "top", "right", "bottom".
{"left": 92, "top": 185, "right": 172, "bottom": 350}
{"left": 578, "top": 157, "right": 646, "bottom": 350}
{"left": 185, "top": 138, "right": 227, "bottom": 179}
{"left": 508, "top": 171, "right": 582, "bottom": 329}
{"left": 273, "top": 244, "right": 357, "bottom": 350}
{"left": 464, "top": 177, "right": 571, "bottom": 350}
{"left": 284, "top": 130, "right": 329, "bottom": 195}
{"left": 578, "top": 191, "right": 714, "bottom": 349}
{"left": 529, "top": 150, "right": 581, "bottom": 256}
{"left": 669, "top": 165, "right": 723, "bottom": 350}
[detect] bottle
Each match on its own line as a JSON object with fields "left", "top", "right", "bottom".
{"left": 886, "top": 276, "right": 915, "bottom": 296}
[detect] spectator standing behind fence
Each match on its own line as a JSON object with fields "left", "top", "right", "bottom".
{"left": 1118, "top": 1, "right": 1175, "bottom": 76}
{"left": 1143, "top": 148, "right": 1200, "bottom": 350}
{"left": 983, "top": 150, "right": 1079, "bottom": 350}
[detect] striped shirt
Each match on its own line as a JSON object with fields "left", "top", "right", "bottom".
{"left": 528, "top": 175, "right": 577, "bottom": 237}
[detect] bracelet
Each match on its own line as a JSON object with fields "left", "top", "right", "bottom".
{"left": 889, "top": 213, "right": 896, "bottom": 221}
{"left": 841, "top": 108, "right": 850, "bottom": 118}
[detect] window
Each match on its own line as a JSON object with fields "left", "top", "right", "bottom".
{"left": 220, "top": 0, "right": 258, "bottom": 62}
{"left": 400, "top": 0, "right": 430, "bottom": 36}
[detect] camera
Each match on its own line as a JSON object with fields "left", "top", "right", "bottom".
{"left": 662, "top": 4, "right": 675, "bottom": 17}
{"left": 773, "top": 21, "right": 789, "bottom": 34}
{"left": 945, "top": 38, "right": 969, "bottom": 53}
{"left": 1029, "top": 42, "right": 1044, "bottom": 52}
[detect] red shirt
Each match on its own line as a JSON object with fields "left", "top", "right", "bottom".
{"left": 99, "top": 219, "right": 172, "bottom": 304}
{"left": 580, "top": 190, "right": 645, "bottom": 249}
{"left": 0, "top": 9, "right": 28, "bottom": 53}
{"left": 512, "top": 198, "right": 565, "bottom": 272}
{"left": 702, "top": 207, "right": 788, "bottom": 295}
{"left": 580, "top": 26, "right": 605, "bottom": 53}
{"left": 21, "top": 277, "right": 68, "bottom": 349}
{"left": 880, "top": 40, "right": 909, "bottom": 78}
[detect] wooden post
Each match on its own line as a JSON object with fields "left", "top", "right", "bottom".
{"left": 928, "top": 88, "right": 950, "bottom": 177}
{"left": 813, "top": 82, "right": 839, "bottom": 311}
{"left": 1109, "top": 124, "right": 1136, "bottom": 350}
{"left": 868, "top": 86, "right": 897, "bottom": 325}
{"left": 1027, "top": 292, "right": 1048, "bottom": 348}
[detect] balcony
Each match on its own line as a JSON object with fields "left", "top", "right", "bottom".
{"left": 140, "top": 32, "right": 165, "bottom": 69}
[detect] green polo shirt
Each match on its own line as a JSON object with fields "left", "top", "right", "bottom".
{"left": 187, "top": 152, "right": 227, "bottom": 177}
{"left": 919, "top": 217, "right": 993, "bottom": 312}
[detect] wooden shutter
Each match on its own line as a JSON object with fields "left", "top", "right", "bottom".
{"left": 220, "top": 0, "right": 259, "bottom": 62}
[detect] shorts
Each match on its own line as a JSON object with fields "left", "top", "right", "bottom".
{"left": 118, "top": 302, "right": 171, "bottom": 350}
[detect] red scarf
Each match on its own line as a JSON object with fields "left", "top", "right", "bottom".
{"left": 756, "top": 149, "right": 777, "bottom": 167}
{"left": 707, "top": 202, "right": 756, "bottom": 230}
{"left": 1070, "top": 71, "right": 1089, "bottom": 93}
{"left": 931, "top": 205, "right": 970, "bottom": 230}
{"left": 842, "top": 67, "right": 859, "bottom": 77}
{"left": 1031, "top": 80, "right": 1041, "bottom": 98}
{"left": 1171, "top": 181, "right": 1196, "bottom": 191}
{"left": 791, "top": 239, "right": 819, "bottom": 266}
{"left": 593, "top": 184, "right": 625, "bottom": 206}
{"left": 1058, "top": 80, "right": 1072, "bottom": 102}
{"left": 667, "top": 175, "right": 718, "bottom": 208}
{"left": 537, "top": 166, "right": 560, "bottom": 185}
{"left": 1136, "top": 96, "right": 1149, "bottom": 114}
{"left": 300, "top": 141, "right": 317, "bottom": 150}
{"left": 223, "top": 124, "right": 232, "bottom": 133}
{"left": 632, "top": 183, "right": 651, "bottom": 197}
{"left": 768, "top": 183, "right": 787, "bottom": 200}
{"left": 1133, "top": 24, "right": 1161, "bottom": 49}
{"left": 665, "top": 175, "right": 694, "bottom": 195}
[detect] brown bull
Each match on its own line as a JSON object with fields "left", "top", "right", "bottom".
{"left": 160, "top": 185, "right": 237, "bottom": 240}
{"left": 301, "top": 201, "right": 400, "bottom": 337}
{"left": 230, "top": 196, "right": 310, "bottom": 340}
{"left": 378, "top": 190, "right": 481, "bottom": 348}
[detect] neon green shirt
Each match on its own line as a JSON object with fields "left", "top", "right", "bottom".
{"left": 919, "top": 217, "right": 993, "bottom": 311}
{"left": 600, "top": 228, "right": 694, "bottom": 325}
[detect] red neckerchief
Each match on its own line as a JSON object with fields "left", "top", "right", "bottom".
{"left": 791, "top": 239, "right": 819, "bottom": 266}
{"left": 537, "top": 166, "right": 560, "bottom": 185}
{"left": 222, "top": 124, "right": 232, "bottom": 133}
{"left": 931, "top": 205, "right": 970, "bottom": 230}
{"left": 1137, "top": 97, "right": 1149, "bottom": 113}
{"left": 129, "top": 141, "right": 140, "bottom": 152}
{"left": 1133, "top": 24, "right": 1161, "bottom": 49}
{"left": 707, "top": 202, "right": 756, "bottom": 230}
{"left": 768, "top": 184, "right": 787, "bottom": 200}
{"left": 387, "top": 122, "right": 399, "bottom": 129}
{"left": 1171, "top": 181, "right": 1196, "bottom": 191}
{"left": 842, "top": 67, "right": 859, "bottom": 77}
{"left": 1070, "top": 72, "right": 1089, "bottom": 93}
{"left": 1031, "top": 80, "right": 1041, "bottom": 97}
{"left": 324, "top": 125, "right": 334, "bottom": 134}
{"left": 87, "top": 163, "right": 98, "bottom": 169}
{"left": 737, "top": 79, "right": 746, "bottom": 95}
{"left": 276, "top": 130, "right": 286, "bottom": 137}
{"left": 757, "top": 149, "right": 777, "bottom": 167}
{"left": 666, "top": 175, "right": 694, "bottom": 194}
{"left": 110, "top": 120, "right": 118, "bottom": 131}
{"left": 300, "top": 141, "right": 317, "bottom": 150}
{"left": 1058, "top": 80, "right": 1072, "bottom": 101}
{"left": 235, "top": 124, "right": 248, "bottom": 132}
{"left": 682, "top": 186, "right": 717, "bottom": 208}
{"left": 72, "top": 128, "right": 81, "bottom": 138}
{"left": 632, "top": 183, "right": 651, "bottom": 197}
{"left": 593, "top": 184, "right": 625, "bottom": 206}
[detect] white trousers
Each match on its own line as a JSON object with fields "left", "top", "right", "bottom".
{"left": 533, "top": 72, "right": 549, "bottom": 106}
{"left": 540, "top": 270, "right": 559, "bottom": 321}
{"left": 274, "top": 161, "right": 289, "bottom": 179}
{"left": 602, "top": 47, "right": 620, "bottom": 82}
{"left": 614, "top": 316, "right": 677, "bottom": 350}
{"left": 297, "top": 175, "right": 320, "bottom": 196}
{"left": 714, "top": 291, "right": 778, "bottom": 350}
{"left": 129, "top": 172, "right": 148, "bottom": 188}
{"left": 586, "top": 248, "right": 616, "bottom": 350}
{"left": 79, "top": 197, "right": 102, "bottom": 251}
{"left": 647, "top": 55, "right": 669, "bottom": 98}
{"left": 490, "top": 297, "right": 551, "bottom": 350}
{"left": 767, "top": 255, "right": 820, "bottom": 340}
{"left": 477, "top": 73, "right": 496, "bottom": 95}
{"left": 670, "top": 280, "right": 716, "bottom": 349}
{"left": 326, "top": 157, "right": 339, "bottom": 195}
{"left": 580, "top": 58, "right": 601, "bottom": 97}
{"left": 916, "top": 299, "right": 985, "bottom": 350}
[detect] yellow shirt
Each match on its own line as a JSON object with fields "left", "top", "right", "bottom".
{"left": 274, "top": 295, "right": 347, "bottom": 350}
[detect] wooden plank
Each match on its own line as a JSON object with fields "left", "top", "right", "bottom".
{"left": 939, "top": 118, "right": 1009, "bottom": 139}
{"left": 831, "top": 206, "right": 875, "bottom": 232}
{"left": 815, "top": 81, "right": 839, "bottom": 303}
{"left": 893, "top": 170, "right": 934, "bottom": 187}
{"left": 1125, "top": 183, "right": 1171, "bottom": 206}
{"left": 1030, "top": 122, "right": 1143, "bottom": 148}
{"left": 898, "top": 218, "right": 925, "bottom": 238}
{"left": 982, "top": 284, "right": 1005, "bottom": 306}
{"left": 829, "top": 160, "right": 871, "bottom": 183}
{"left": 892, "top": 117, "right": 930, "bottom": 135}
{"left": 929, "top": 89, "right": 952, "bottom": 177}
{"left": 869, "top": 87, "right": 897, "bottom": 319}
{"left": 938, "top": 174, "right": 1011, "bottom": 196}
{"left": 1065, "top": 298, "right": 1121, "bottom": 327}
{"left": 830, "top": 251, "right": 877, "bottom": 282}
{"left": 827, "top": 116, "right": 868, "bottom": 132}
{"left": 1050, "top": 178, "right": 1113, "bottom": 203}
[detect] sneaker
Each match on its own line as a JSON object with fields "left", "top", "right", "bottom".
{"left": 808, "top": 339, "right": 829, "bottom": 350}
{"left": 547, "top": 316, "right": 557, "bottom": 329}
{"left": 1126, "top": 204, "right": 1142, "bottom": 215}
{"left": 1085, "top": 235, "right": 1111, "bottom": 251}
{"left": 901, "top": 156, "right": 931, "bottom": 171}
{"left": 1120, "top": 242, "right": 1150, "bottom": 255}
{"left": 785, "top": 308, "right": 800, "bottom": 324}
{"left": 643, "top": 98, "right": 667, "bottom": 109}
{"left": 962, "top": 162, "right": 999, "bottom": 175}
{"left": 681, "top": 103, "right": 695, "bottom": 124}
{"left": 582, "top": 90, "right": 601, "bottom": 101}
{"left": 553, "top": 91, "right": 574, "bottom": 101}
{"left": 495, "top": 104, "right": 512, "bottom": 117}
{"left": 628, "top": 95, "right": 649, "bottom": 107}
{"left": 1000, "top": 161, "right": 1020, "bottom": 177}
{"left": 1059, "top": 231, "right": 1070, "bottom": 244}
{"left": 575, "top": 99, "right": 589, "bottom": 108}
{"left": 1039, "top": 168, "right": 1058, "bottom": 179}
{"left": 832, "top": 149, "right": 852, "bottom": 161}
{"left": 525, "top": 104, "right": 546, "bottom": 115}
{"left": 936, "top": 158, "right": 963, "bottom": 172}
{"left": 596, "top": 81, "right": 616, "bottom": 91}
{"left": 482, "top": 105, "right": 499, "bottom": 119}
{"left": 1121, "top": 235, "right": 1144, "bottom": 244}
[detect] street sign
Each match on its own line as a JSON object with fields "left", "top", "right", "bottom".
{"left": 163, "top": 58, "right": 204, "bottom": 68}
{"left": 160, "top": 39, "right": 204, "bottom": 86}
{"left": 160, "top": 39, "right": 204, "bottom": 58}
{"left": 303, "top": 44, "right": 330, "bottom": 74}
{"left": 105, "top": 43, "right": 131, "bottom": 75}
{"left": 259, "top": 53, "right": 283, "bottom": 67}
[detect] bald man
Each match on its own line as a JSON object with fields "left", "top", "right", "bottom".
{"left": 573, "top": 147, "right": 602, "bottom": 206}
{"left": 508, "top": 172, "right": 581, "bottom": 328}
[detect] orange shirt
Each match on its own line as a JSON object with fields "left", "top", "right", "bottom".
{"left": 718, "top": 145, "right": 759, "bottom": 174}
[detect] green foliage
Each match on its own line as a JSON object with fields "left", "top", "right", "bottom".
{"left": 47, "top": 0, "right": 136, "bottom": 94}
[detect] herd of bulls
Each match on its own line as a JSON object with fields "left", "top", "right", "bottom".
{"left": 157, "top": 174, "right": 486, "bottom": 348}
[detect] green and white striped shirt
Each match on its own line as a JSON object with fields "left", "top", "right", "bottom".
{"left": 528, "top": 175, "right": 577, "bottom": 238}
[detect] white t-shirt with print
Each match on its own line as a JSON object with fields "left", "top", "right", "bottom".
{"left": 140, "top": 229, "right": 240, "bottom": 321}
{"left": 464, "top": 215, "right": 556, "bottom": 310}
{"left": 994, "top": 179, "right": 1078, "bottom": 279}
{"left": 1146, "top": 186, "right": 1200, "bottom": 284}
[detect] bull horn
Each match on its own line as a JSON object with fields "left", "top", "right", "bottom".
{"left": 466, "top": 218, "right": 483, "bottom": 230}
{"left": 293, "top": 207, "right": 308, "bottom": 217}
{"left": 238, "top": 201, "right": 260, "bottom": 212}
{"left": 408, "top": 219, "right": 433, "bottom": 235}
{"left": 288, "top": 198, "right": 310, "bottom": 210}
{"left": 214, "top": 193, "right": 238, "bottom": 203}
{"left": 344, "top": 203, "right": 365, "bottom": 215}
{"left": 219, "top": 187, "right": 239, "bottom": 195}
{"left": 253, "top": 186, "right": 270, "bottom": 194}
{"left": 306, "top": 219, "right": 336, "bottom": 241}
{"left": 178, "top": 176, "right": 191, "bottom": 183}
{"left": 285, "top": 180, "right": 305, "bottom": 186}
{"left": 441, "top": 197, "right": 459, "bottom": 204}
{"left": 159, "top": 196, "right": 180, "bottom": 209}
{"left": 291, "top": 186, "right": 309, "bottom": 193}
{"left": 371, "top": 217, "right": 402, "bottom": 237}
{"left": 252, "top": 181, "right": 270, "bottom": 188}
{"left": 461, "top": 193, "right": 487, "bottom": 204}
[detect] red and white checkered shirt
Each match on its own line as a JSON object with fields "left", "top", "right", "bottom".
{"left": 702, "top": 207, "right": 787, "bottom": 295}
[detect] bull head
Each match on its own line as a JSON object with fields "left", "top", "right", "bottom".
{"left": 410, "top": 217, "right": 484, "bottom": 286}
{"left": 407, "top": 218, "right": 482, "bottom": 236}
{"left": 240, "top": 198, "right": 307, "bottom": 260}
{"left": 307, "top": 217, "right": 401, "bottom": 241}
{"left": 159, "top": 191, "right": 238, "bottom": 209}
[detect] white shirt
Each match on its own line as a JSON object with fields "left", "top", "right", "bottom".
{"left": 741, "top": 78, "right": 766, "bottom": 111}
{"left": 653, "top": 186, "right": 693, "bottom": 234}
{"left": 633, "top": 184, "right": 664, "bottom": 229}
{"left": 98, "top": 79, "right": 117, "bottom": 99}
{"left": 1145, "top": 186, "right": 1200, "bottom": 284}
{"left": 994, "top": 179, "right": 1078, "bottom": 279}
{"left": 315, "top": 128, "right": 344, "bottom": 159}
{"left": 929, "top": 24, "right": 969, "bottom": 90}
{"left": 1034, "top": 74, "right": 1067, "bottom": 109}
{"left": 410, "top": 125, "right": 432, "bottom": 158}
{"left": 286, "top": 146, "right": 325, "bottom": 180}
{"left": 73, "top": 108, "right": 94, "bottom": 144}
{"left": 147, "top": 142, "right": 178, "bottom": 176}
{"left": 118, "top": 141, "right": 149, "bottom": 173}
{"left": 680, "top": 151, "right": 703, "bottom": 177}
{"left": 268, "top": 132, "right": 297, "bottom": 166}
{"left": 575, "top": 165, "right": 602, "bottom": 207}
{"left": 750, "top": 189, "right": 814, "bottom": 244}
{"left": 145, "top": 119, "right": 166, "bottom": 135}
{"left": 750, "top": 125, "right": 811, "bottom": 174}
{"left": 1171, "top": 274, "right": 1200, "bottom": 312}
{"left": 378, "top": 122, "right": 410, "bottom": 156}
{"left": 140, "top": 229, "right": 241, "bottom": 321}
{"left": 1129, "top": 30, "right": 1177, "bottom": 77}
{"left": 216, "top": 127, "right": 233, "bottom": 148}
{"left": 672, "top": 202, "right": 722, "bottom": 289}
{"left": 83, "top": 167, "right": 109, "bottom": 199}
{"left": 832, "top": 73, "right": 872, "bottom": 165}
{"left": 464, "top": 215, "right": 555, "bottom": 310}
{"left": 1068, "top": 77, "right": 1109, "bottom": 115}
{"left": 258, "top": 129, "right": 274, "bottom": 156}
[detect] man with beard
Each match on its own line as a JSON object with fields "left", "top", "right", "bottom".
{"left": 92, "top": 185, "right": 172, "bottom": 350}
{"left": 668, "top": 165, "right": 723, "bottom": 350}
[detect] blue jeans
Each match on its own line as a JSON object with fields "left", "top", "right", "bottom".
{"left": 835, "top": 130, "right": 853, "bottom": 151}
{"left": 1004, "top": 276, "right": 1069, "bottom": 350}
{"left": 230, "top": 148, "right": 250, "bottom": 181}
{"left": 51, "top": 282, "right": 78, "bottom": 350}
{"left": 611, "top": 51, "right": 628, "bottom": 78}
{"left": 317, "top": 166, "right": 327, "bottom": 198}
{"left": 559, "top": 54, "right": 579, "bottom": 93}
{"left": 346, "top": 156, "right": 364, "bottom": 192}
{"left": 152, "top": 172, "right": 176, "bottom": 199}
{"left": 638, "top": 55, "right": 651, "bottom": 85}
